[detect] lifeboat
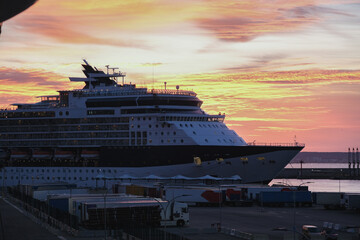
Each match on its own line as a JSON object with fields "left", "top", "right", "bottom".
{"left": 0, "top": 149, "right": 9, "bottom": 159}
{"left": 54, "top": 150, "right": 74, "bottom": 159}
{"left": 10, "top": 149, "right": 29, "bottom": 159}
{"left": 81, "top": 149, "right": 100, "bottom": 159}
{"left": 32, "top": 149, "right": 52, "bottom": 159}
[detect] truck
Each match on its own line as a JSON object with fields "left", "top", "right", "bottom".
{"left": 71, "top": 197, "right": 189, "bottom": 228}
{"left": 259, "top": 191, "right": 312, "bottom": 207}
{"left": 164, "top": 186, "right": 223, "bottom": 206}
{"left": 315, "top": 192, "right": 345, "bottom": 209}
{"left": 343, "top": 194, "right": 360, "bottom": 209}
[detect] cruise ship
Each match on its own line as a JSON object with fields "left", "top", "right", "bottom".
{"left": 0, "top": 60, "right": 304, "bottom": 186}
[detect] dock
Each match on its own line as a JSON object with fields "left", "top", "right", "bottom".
{"left": 277, "top": 168, "right": 360, "bottom": 179}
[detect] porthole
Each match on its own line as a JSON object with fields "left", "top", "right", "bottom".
{"left": 66, "top": 111, "right": 69, "bottom": 116}
{"left": 137, "top": 125, "right": 140, "bottom": 128}
{"left": 59, "top": 112, "right": 63, "bottom": 116}
{"left": 161, "top": 140, "right": 164, "bottom": 143}
{"left": 190, "top": 124, "right": 193, "bottom": 127}
{"left": 180, "top": 124, "right": 183, "bottom": 127}
{"left": 161, "top": 132, "right": 164, "bottom": 136}
{"left": 149, "top": 124, "right": 152, "bottom": 128}
{"left": 205, "top": 139, "right": 208, "bottom": 143}
{"left": 180, "top": 139, "right": 184, "bottom": 143}
{"left": 173, "top": 131, "right": 176, "bottom": 135}
{"left": 156, "top": 125, "right": 159, "bottom": 128}
{"left": 193, "top": 131, "right": 196, "bottom": 135}
{"left": 185, "top": 124, "right": 188, "bottom": 127}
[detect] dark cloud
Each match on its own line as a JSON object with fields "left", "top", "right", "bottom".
{"left": 195, "top": 2, "right": 355, "bottom": 42}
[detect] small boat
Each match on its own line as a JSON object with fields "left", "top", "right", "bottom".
{"left": 54, "top": 150, "right": 74, "bottom": 159}
{"left": 32, "top": 149, "right": 52, "bottom": 159}
{"left": 0, "top": 149, "right": 9, "bottom": 159}
{"left": 10, "top": 149, "right": 29, "bottom": 159}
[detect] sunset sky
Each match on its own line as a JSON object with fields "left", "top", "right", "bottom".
{"left": 1, "top": 0, "right": 360, "bottom": 152}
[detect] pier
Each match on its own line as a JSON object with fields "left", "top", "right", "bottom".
{"left": 277, "top": 168, "right": 359, "bottom": 180}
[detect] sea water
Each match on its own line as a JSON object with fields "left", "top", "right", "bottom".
{"left": 270, "top": 179, "right": 360, "bottom": 193}
{"left": 269, "top": 162, "right": 360, "bottom": 193}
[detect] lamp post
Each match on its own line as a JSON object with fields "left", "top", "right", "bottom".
{"left": 154, "top": 194, "right": 190, "bottom": 240}
{"left": 102, "top": 176, "right": 110, "bottom": 240}
{"left": 218, "top": 182, "right": 222, "bottom": 232}
{"left": 293, "top": 182, "right": 312, "bottom": 240}
{"left": 276, "top": 181, "right": 312, "bottom": 240}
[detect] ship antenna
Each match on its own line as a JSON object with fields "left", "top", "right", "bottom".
{"left": 152, "top": 64, "right": 155, "bottom": 90}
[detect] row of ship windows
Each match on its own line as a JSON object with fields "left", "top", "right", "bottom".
{"left": 0, "top": 124, "right": 129, "bottom": 133}
{"left": 0, "top": 176, "right": 100, "bottom": 181}
{"left": 2, "top": 168, "right": 118, "bottom": 173}
{"left": 0, "top": 139, "right": 132, "bottom": 147}
{"left": 0, "top": 117, "right": 130, "bottom": 125}
{"left": 0, "top": 132, "right": 131, "bottom": 139}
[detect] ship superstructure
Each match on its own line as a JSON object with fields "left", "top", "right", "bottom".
{"left": 0, "top": 60, "right": 304, "bottom": 186}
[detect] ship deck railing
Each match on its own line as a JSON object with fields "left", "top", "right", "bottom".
{"left": 70, "top": 88, "right": 197, "bottom": 98}
{"left": 246, "top": 142, "right": 305, "bottom": 147}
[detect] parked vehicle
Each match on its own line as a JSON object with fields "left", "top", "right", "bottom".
{"left": 259, "top": 191, "right": 312, "bottom": 207}
{"left": 342, "top": 194, "right": 360, "bottom": 210}
{"left": 302, "top": 225, "right": 338, "bottom": 240}
{"left": 315, "top": 192, "right": 345, "bottom": 209}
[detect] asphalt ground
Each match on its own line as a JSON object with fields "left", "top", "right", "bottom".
{"left": 182, "top": 205, "right": 360, "bottom": 240}
{"left": 1, "top": 196, "right": 359, "bottom": 240}
{"left": 0, "top": 197, "right": 60, "bottom": 240}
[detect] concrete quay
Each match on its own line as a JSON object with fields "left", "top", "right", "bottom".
{"left": 277, "top": 168, "right": 360, "bottom": 180}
